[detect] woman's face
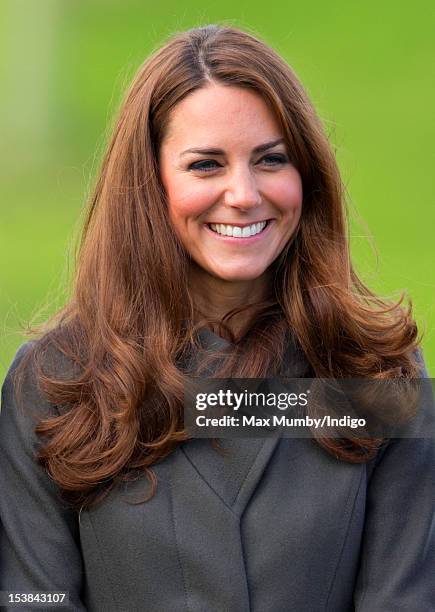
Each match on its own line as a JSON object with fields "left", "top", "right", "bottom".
{"left": 159, "top": 82, "right": 302, "bottom": 283}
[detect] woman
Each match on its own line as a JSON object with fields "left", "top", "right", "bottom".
{"left": 0, "top": 24, "right": 433, "bottom": 611}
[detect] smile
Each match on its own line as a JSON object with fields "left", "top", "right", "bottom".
{"left": 207, "top": 220, "right": 269, "bottom": 238}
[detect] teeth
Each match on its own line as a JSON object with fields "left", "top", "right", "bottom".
{"left": 209, "top": 221, "right": 267, "bottom": 237}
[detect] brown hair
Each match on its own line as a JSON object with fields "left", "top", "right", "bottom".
{"left": 14, "top": 24, "right": 420, "bottom": 511}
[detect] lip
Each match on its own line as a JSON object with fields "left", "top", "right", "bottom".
{"left": 206, "top": 220, "right": 271, "bottom": 228}
{"left": 203, "top": 219, "right": 274, "bottom": 243}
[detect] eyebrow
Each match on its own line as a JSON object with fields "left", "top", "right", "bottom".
{"left": 179, "top": 138, "right": 286, "bottom": 157}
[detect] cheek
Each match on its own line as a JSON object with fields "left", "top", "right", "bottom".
{"left": 266, "top": 172, "right": 303, "bottom": 215}
{"left": 166, "top": 179, "right": 217, "bottom": 226}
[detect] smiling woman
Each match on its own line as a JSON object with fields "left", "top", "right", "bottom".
{"left": 0, "top": 23, "right": 433, "bottom": 612}
{"left": 159, "top": 83, "right": 303, "bottom": 314}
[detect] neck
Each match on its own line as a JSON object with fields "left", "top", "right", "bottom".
{"left": 188, "top": 263, "right": 273, "bottom": 337}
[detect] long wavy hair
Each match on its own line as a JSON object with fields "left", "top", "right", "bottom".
{"left": 14, "top": 24, "right": 420, "bottom": 511}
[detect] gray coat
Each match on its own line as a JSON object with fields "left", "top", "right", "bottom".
{"left": 1, "top": 332, "right": 434, "bottom": 611}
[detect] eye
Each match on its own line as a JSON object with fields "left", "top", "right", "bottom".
{"left": 258, "top": 153, "right": 289, "bottom": 166}
{"left": 188, "top": 159, "right": 222, "bottom": 173}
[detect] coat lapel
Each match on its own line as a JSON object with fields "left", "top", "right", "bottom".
{"left": 181, "top": 327, "right": 309, "bottom": 515}
{"left": 181, "top": 437, "right": 281, "bottom": 515}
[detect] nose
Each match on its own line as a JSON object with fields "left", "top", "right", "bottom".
{"left": 223, "top": 166, "right": 262, "bottom": 210}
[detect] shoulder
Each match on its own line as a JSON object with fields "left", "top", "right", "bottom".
{"left": 4, "top": 340, "right": 36, "bottom": 376}
{"left": 1, "top": 337, "right": 73, "bottom": 429}
{"left": 2, "top": 340, "right": 40, "bottom": 408}
{"left": 3, "top": 335, "right": 79, "bottom": 390}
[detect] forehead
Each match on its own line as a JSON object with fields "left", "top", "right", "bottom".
{"left": 162, "top": 83, "right": 283, "bottom": 150}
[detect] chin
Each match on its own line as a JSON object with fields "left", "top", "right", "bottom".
{"left": 212, "top": 266, "right": 268, "bottom": 283}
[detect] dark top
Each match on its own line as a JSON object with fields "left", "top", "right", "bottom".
{"left": 0, "top": 332, "right": 434, "bottom": 611}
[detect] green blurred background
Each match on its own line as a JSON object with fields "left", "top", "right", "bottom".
{"left": 1, "top": 0, "right": 434, "bottom": 380}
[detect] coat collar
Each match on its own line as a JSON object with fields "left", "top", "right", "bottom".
{"left": 192, "top": 326, "right": 311, "bottom": 377}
